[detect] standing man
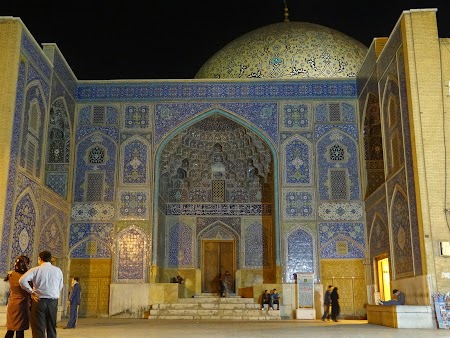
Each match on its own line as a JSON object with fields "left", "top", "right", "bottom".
{"left": 19, "top": 250, "right": 63, "bottom": 338}
{"left": 64, "top": 277, "right": 81, "bottom": 329}
{"left": 321, "top": 285, "right": 333, "bottom": 321}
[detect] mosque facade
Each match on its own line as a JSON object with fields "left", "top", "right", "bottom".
{"left": 0, "top": 8, "right": 449, "bottom": 321}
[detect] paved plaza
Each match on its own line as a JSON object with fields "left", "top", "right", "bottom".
{"left": 9, "top": 318, "right": 448, "bottom": 338}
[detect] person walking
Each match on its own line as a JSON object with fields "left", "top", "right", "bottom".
{"left": 330, "top": 286, "right": 340, "bottom": 322}
{"left": 4, "top": 255, "right": 31, "bottom": 338}
{"left": 64, "top": 277, "right": 81, "bottom": 329}
{"left": 321, "top": 285, "right": 333, "bottom": 321}
{"left": 19, "top": 250, "right": 63, "bottom": 338}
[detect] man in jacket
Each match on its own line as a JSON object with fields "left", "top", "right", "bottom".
{"left": 321, "top": 285, "right": 333, "bottom": 321}
{"left": 64, "top": 277, "right": 81, "bottom": 329}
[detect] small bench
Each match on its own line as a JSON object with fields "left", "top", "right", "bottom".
{"left": 366, "top": 304, "right": 435, "bottom": 328}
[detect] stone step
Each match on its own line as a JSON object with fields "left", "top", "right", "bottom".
{"left": 148, "top": 296, "right": 281, "bottom": 321}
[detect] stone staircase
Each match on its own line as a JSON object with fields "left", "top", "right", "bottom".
{"left": 148, "top": 294, "right": 281, "bottom": 320}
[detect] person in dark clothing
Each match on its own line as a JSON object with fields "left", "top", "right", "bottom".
{"left": 379, "top": 289, "right": 405, "bottom": 305}
{"left": 221, "top": 271, "right": 231, "bottom": 297}
{"left": 4, "top": 255, "right": 31, "bottom": 338}
{"left": 330, "top": 287, "right": 340, "bottom": 322}
{"left": 218, "top": 273, "right": 225, "bottom": 297}
{"left": 64, "top": 277, "right": 81, "bottom": 329}
{"left": 261, "top": 290, "right": 271, "bottom": 310}
{"left": 321, "top": 285, "right": 333, "bottom": 321}
{"left": 270, "top": 289, "right": 281, "bottom": 310}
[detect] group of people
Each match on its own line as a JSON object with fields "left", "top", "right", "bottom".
{"left": 261, "top": 288, "right": 281, "bottom": 310}
{"left": 4, "top": 250, "right": 81, "bottom": 338}
{"left": 321, "top": 285, "right": 340, "bottom": 322}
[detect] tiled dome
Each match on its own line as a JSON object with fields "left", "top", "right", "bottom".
{"left": 195, "top": 21, "right": 368, "bottom": 79}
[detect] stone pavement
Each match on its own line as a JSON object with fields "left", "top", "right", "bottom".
{"left": 9, "top": 318, "right": 449, "bottom": 338}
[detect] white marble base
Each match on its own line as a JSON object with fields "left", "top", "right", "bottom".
{"left": 396, "top": 305, "right": 435, "bottom": 329}
{"left": 109, "top": 283, "right": 150, "bottom": 318}
{"left": 296, "top": 308, "right": 315, "bottom": 319}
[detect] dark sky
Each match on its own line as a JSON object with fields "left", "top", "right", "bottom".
{"left": 2, "top": 1, "right": 450, "bottom": 80}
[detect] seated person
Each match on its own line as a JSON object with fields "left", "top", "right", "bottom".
{"left": 271, "top": 288, "right": 281, "bottom": 310}
{"left": 261, "top": 290, "right": 271, "bottom": 309}
{"left": 379, "top": 289, "right": 405, "bottom": 305}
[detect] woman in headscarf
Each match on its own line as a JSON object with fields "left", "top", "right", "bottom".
{"left": 330, "top": 286, "right": 340, "bottom": 322}
{"left": 4, "top": 255, "right": 31, "bottom": 338}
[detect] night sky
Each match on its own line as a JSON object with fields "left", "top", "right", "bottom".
{"left": 2, "top": 1, "right": 449, "bottom": 80}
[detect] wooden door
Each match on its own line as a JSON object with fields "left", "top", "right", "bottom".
{"left": 69, "top": 258, "right": 111, "bottom": 317}
{"left": 202, "top": 240, "right": 234, "bottom": 293}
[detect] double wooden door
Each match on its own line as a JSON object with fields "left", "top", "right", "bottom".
{"left": 202, "top": 240, "right": 235, "bottom": 293}
{"left": 69, "top": 258, "right": 111, "bottom": 317}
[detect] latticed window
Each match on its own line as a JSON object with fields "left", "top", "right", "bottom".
{"left": 329, "top": 144, "right": 345, "bottom": 161}
{"left": 29, "top": 101, "right": 39, "bottom": 134}
{"left": 85, "top": 240, "right": 98, "bottom": 255}
{"left": 86, "top": 172, "right": 104, "bottom": 201}
{"left": 329, "top": 103, "right": 341, "bottom": 122}
{"left": 93, "top": 106, "right": 106, "bottom": 124}
{"left": 391, "top": 133, "right": 400, "bottom": 170}
{"left": 212, "top": 180, "right": 225, "bottom": 202}
{"left": 336, "top": 241, "right": 348, "bottom": 255}
{"left": 330, "top": 169, "right": 348, "bottom": 200}
{"left": 25, "top": 141, "right": 36, "bottom": 174}
{"left": 88, "top": 146, "right": 105, "bottom": 164}
{"left": 388, "top": 96, "right": 397, "bottom": 127}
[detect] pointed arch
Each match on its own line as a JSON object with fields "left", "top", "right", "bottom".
{"left": 10, "top": 188, "right": 39, "bottom": 265}
{"left": 368, "top": 212, "right": 389, "bottom": 258}
{"left": 197, "top": 220, "right": 240, "bottom": 268}
{"left": 38, "top": 213, "right": 65, "bottom": 258}
{"left": 316, "top": 127, "right": 360, "bottom": 200}
{"left": 114, "top": 225, "right": 149, "bottom": 282}
{"left": 284, "top": 226, "right": 317, "bottom": 282}
{"left": 119, "top": 134, "right": 151, "bottom": 185}
{"left": 68, "top": 235, "right": 112, "bottom": 259}
{"left": 153, "top": 108, "right": 280, "bottom": 266}
{"left": 282, "top": 134, "right": 313, "bottom": 186}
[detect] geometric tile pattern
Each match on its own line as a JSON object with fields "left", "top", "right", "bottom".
{"left": 282, "top": 136, "right": 312, "bottom": 185}
{"left": 244, "top": 221, "right": 269, "bottom": 268}
{"left": 282, "top": 189, "right": 315, "bottom": 219}
{"left": 11, "top": 193, "right": 36, "bottom": 267}
{"left": 285, "top": 227, "right": 316, "bottom": 282}
{"left": 281, "top": 102, "right": 311, "bottom": 130}
{"left": 123, "top": 105, "right": 151, "bottom": 130}
{"left": 391, "top": 189, "right": 413, "bottom": 278}
{"left": 69, "top": 223, "right": 114, "bottom": 258}
{"left": 168, "top": 223, "right": 193, "bottom": 267}
{"left": 116, "top": 225, "right": 148, "bottom": 282}
{"left": 121, "top": 137, "right": 149, "bottom": 185}
{"left": 316, "top": 127, "right": 360, "bottom": 200}
{"left": 118, "top": 190, "right": 149, "bottom": 220}
{"left": 45, "top": 172, "right": 68, "bottom": 198}
{"left": 71, "top": 203, "right": 115, "bottom": 221}
{"left": 318, "top": 202, "right": 363, "bottom": 221}
{"left": 319, "top": 222, "right": 365, "bottom": 258}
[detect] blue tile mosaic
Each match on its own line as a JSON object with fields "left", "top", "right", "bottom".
{"left": 168, "top": 223, "right": 193, "bottom": 267}
{"left": 0, "top": 61, "right": 26, "bottom": 272}
{"left": 244, "top": 222, "right": 269, "bottom": 267}
{"left": 76, "top": 81, "right": 357, "bottom": 102}
{"left": 117, "top": 226, "right": 148, "bottom": 281}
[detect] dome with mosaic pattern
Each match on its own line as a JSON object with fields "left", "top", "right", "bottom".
{"left": 195, "top": 21, "right": 368, "bottom": 79}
